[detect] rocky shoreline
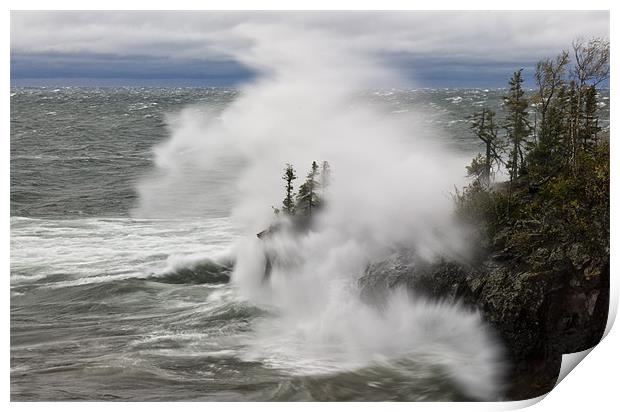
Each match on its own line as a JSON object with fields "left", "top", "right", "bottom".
{"left": 358, "top": 232, "right": 609, "bottom": 400}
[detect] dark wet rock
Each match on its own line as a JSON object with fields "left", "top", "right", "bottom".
{"left": 358, "top": 239, "right": 609, "bottom": 401}
{"left": 359, "top": 252, "right": 474, "bottom": 307}
{"left": 147, "top": 259, "right": 233, "bottom": 285}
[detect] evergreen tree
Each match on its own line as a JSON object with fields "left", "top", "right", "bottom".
{"left": 581, "top": 86, "right": 600, "bottom": 149}
{"left": 296, "top": 161, "right": 321, "bottom": 216}
{"left": 503, "top": 69, "right": 531, "bottom": 181}
{"left": 469, "top": 108, "right": 503, "bottom": 185}
{"left": 527, "top": 82, "right": 571, "bottom": 179}
{"left": 281, "top": 163, "right": 297, "bottom": 215}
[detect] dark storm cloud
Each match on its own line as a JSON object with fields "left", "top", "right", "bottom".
{"left": 11, "top": 52, "right": 254, "bottom": 84}
{"left": 10, "top": 11, "right": 609, "bottom": 87}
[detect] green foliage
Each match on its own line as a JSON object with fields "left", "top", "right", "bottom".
{"left": 457, "top": 37, "right": 609, "bottom": 261}
{"left": 457, "top": 139, "right": 609, "bottom": 258}
{"left": 454, "top": 179, "right": 514, "bottom": 240}
{"left": 536, "top": 139, "right": 609, "bottom": 253}
{"left": 465, "top": 153, "right": 487, "bottom": 181}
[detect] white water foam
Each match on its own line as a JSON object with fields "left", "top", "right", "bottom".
{"left": 10, "top": 216, "right": 239, "bottom": 289}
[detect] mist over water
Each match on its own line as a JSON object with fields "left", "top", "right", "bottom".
{"left": 132, "top": 25, "right": 506, "bottom": 400}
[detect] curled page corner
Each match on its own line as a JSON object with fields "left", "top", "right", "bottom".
{"left": 555, "top": 347, "right": 594, "bottom": 387}
{"left": 501, "top": 394, "right": 548, "bottom": 410}
{"left": 604, "top": 288, "right": 618, "bottom": 338}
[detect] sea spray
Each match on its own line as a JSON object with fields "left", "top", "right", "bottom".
{"left": 134, "top": 24, "right": 506, "bottom": 399}
{"left": 234, "top": 221, "right": 506, "bottom": 400}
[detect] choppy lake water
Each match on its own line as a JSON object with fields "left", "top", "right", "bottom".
{"left": 10, "top": 87, "right": 609, "bottom": 401}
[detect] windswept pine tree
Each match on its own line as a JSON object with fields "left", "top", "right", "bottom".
{"left": 281, "top": 163, "right": 297, "bottom": 215}
{"left": 296, "top": 161, "right": 321, "bottom": 217}
{"left": 273, "top": 160, "right": 331, "bottom": 219}
{"left": 528, "top": 52, "right": 570, "bottom": 180}
{"left": 503, "top": 69, "right": 531, "bottom": 182}
{"left": 468, "top": 108, "right": 503, "bottom": 186}
{"left": 533, "top": 51, "right": 570, "bottom": 145}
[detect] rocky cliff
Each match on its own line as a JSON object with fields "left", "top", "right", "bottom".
{"left": 358, "top": 234, "right": 609, "bottom": 400}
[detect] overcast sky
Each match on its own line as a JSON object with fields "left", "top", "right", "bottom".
{"left": 10, "top": 11, "right": 610, "bottom": 87}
